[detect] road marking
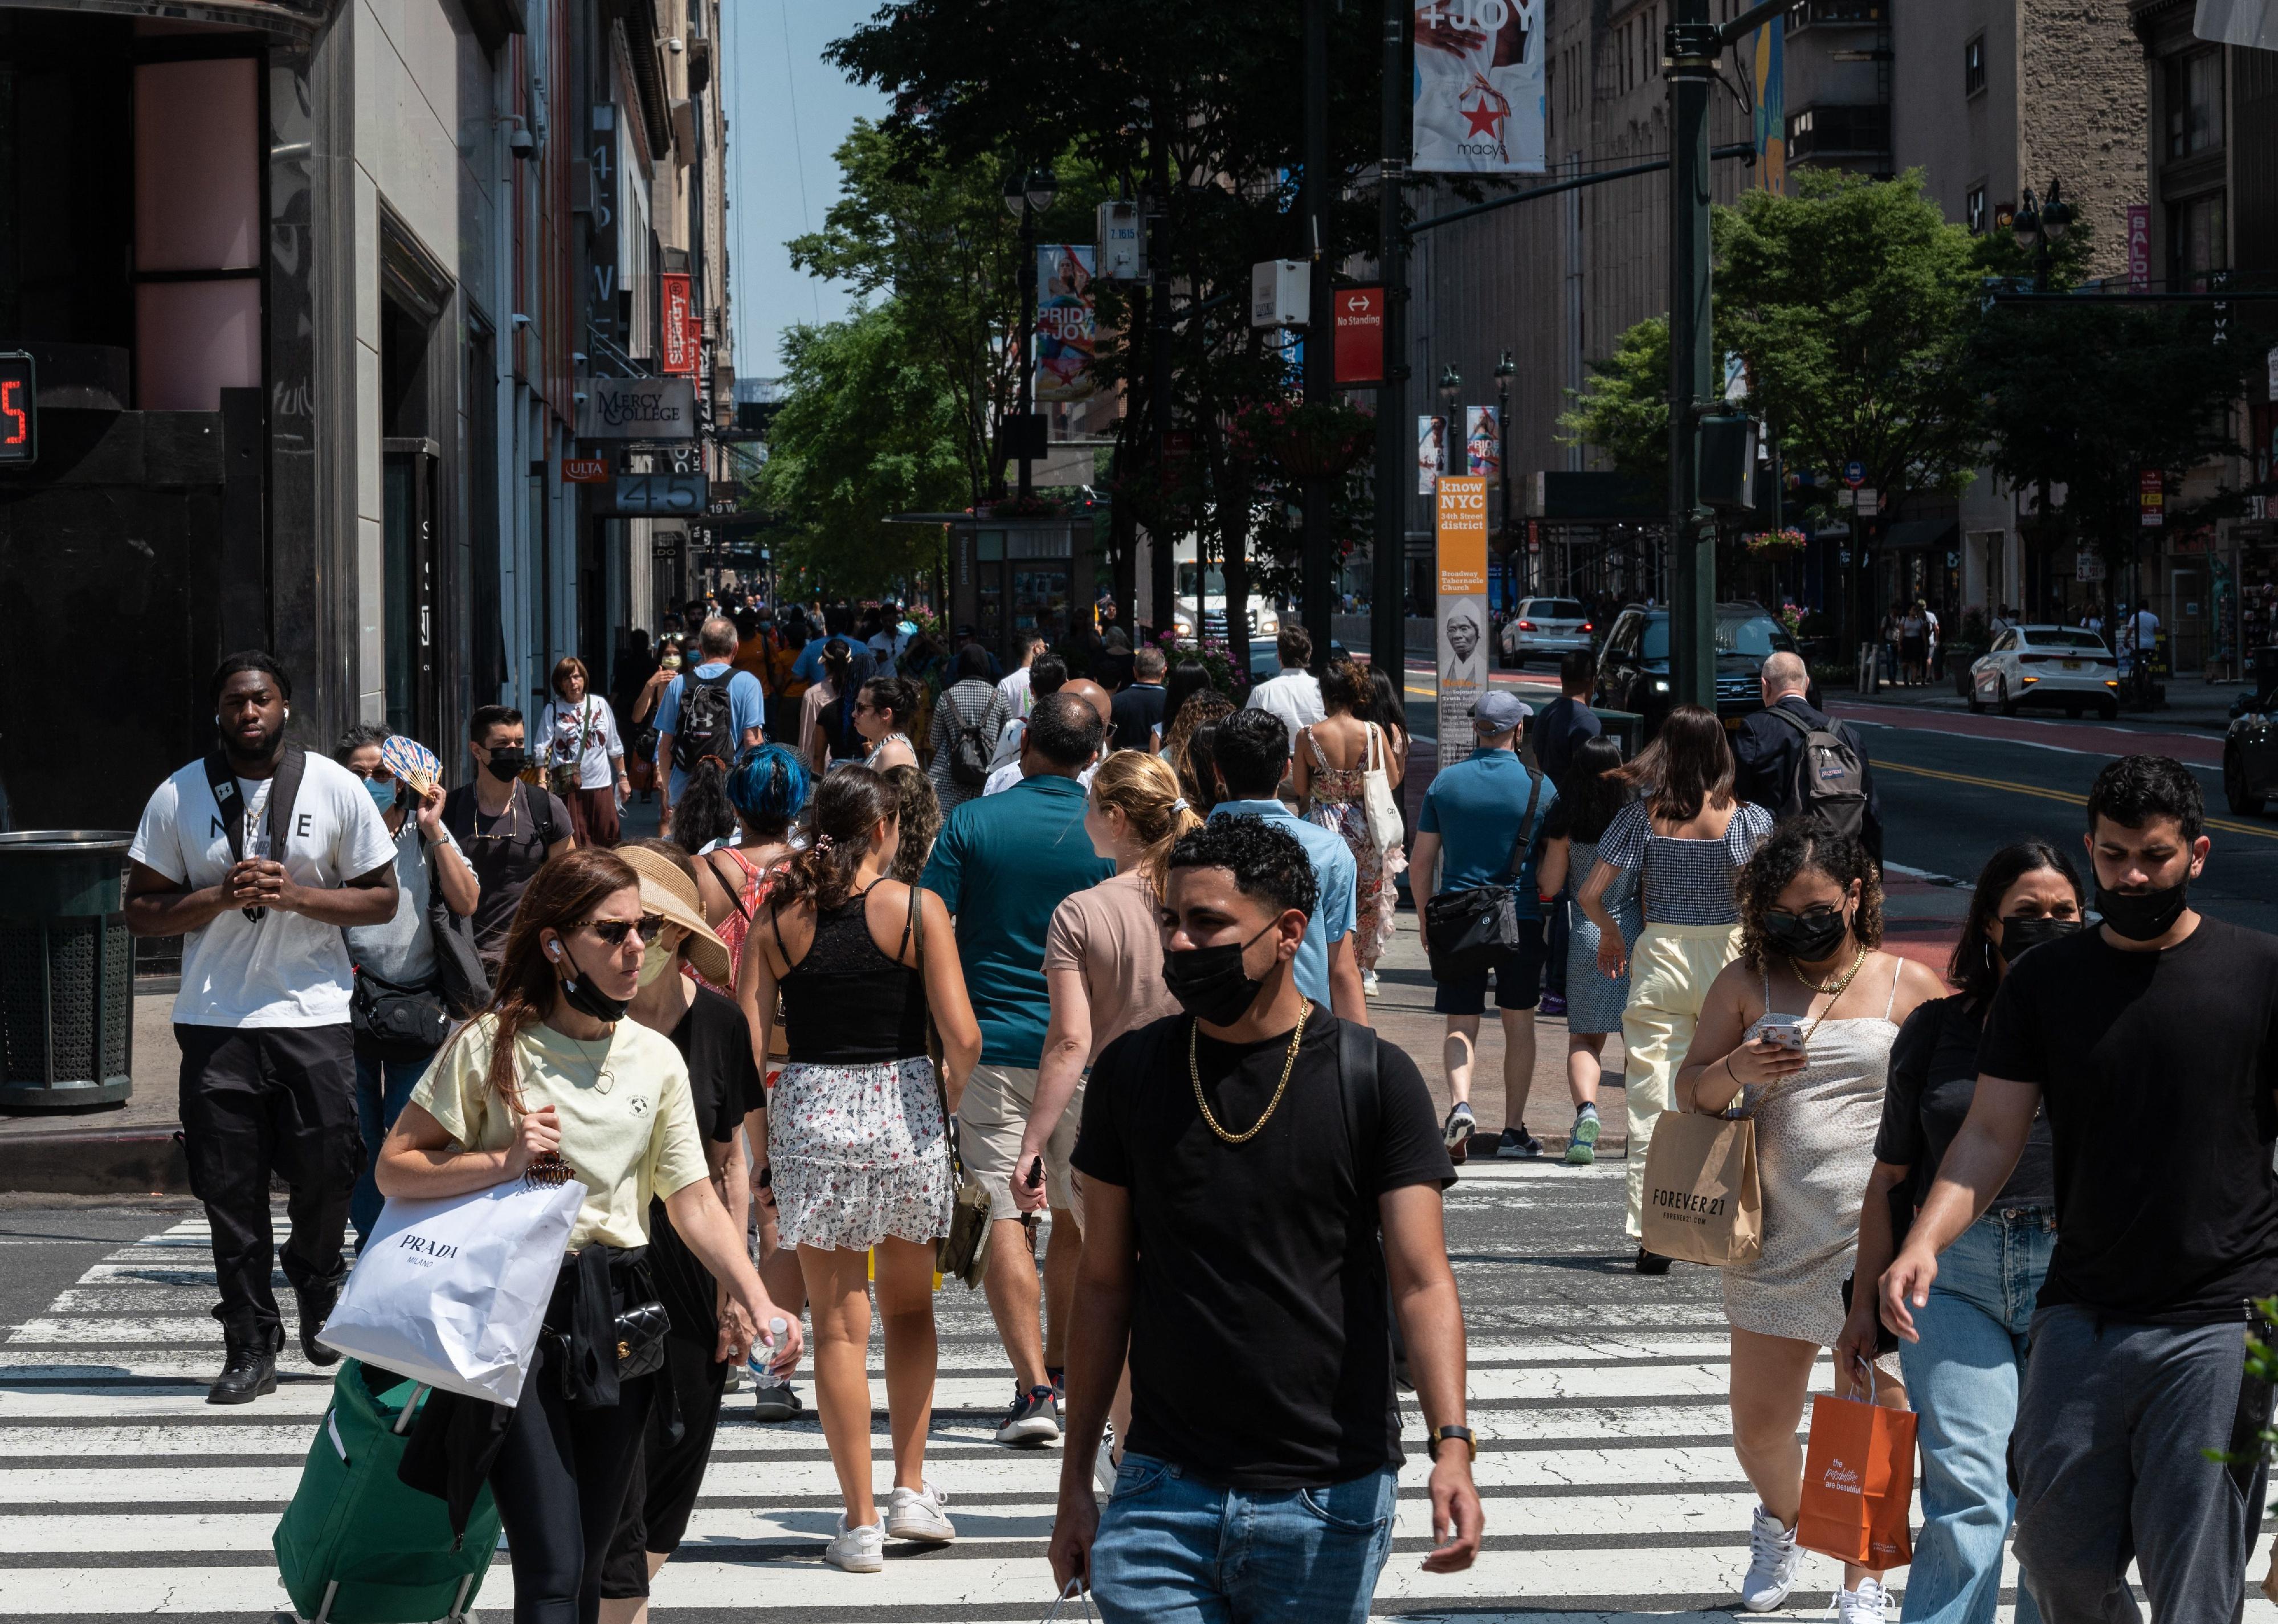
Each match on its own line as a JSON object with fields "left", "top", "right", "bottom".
{"left": 1871, "top": 759, "right": 2278, "bottom": 843}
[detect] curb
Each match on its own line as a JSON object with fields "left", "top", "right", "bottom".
{"left": 2, "top": 1126, "right": 191, "bottom": 1197}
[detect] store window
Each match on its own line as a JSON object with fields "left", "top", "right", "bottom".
{"left": 2165, "top": 50, "right": 2223, "bottom": 160}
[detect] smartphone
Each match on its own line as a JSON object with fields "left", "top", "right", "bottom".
{"left": 1759, "top": 1021, "right": 1808, "bottom": 1052}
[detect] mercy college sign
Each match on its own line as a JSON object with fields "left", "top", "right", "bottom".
{"left": 577, "top": 377, "right": 696, "bottom": 440}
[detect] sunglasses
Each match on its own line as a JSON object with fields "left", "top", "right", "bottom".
{"left": 1763, "top": 905, "right": 1844, "bottom": 931}
{"left": 572, "top": 914, "right": 666, "bottom": 946}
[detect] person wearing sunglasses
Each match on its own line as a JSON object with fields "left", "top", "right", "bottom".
{"left": 1673, "top": 821, "right": 1945, "bottom": 1624}
{"left": 1832, "top": 840, "right": 2080, "bottom": 1624}
{"left": 377, "top": 847, "right": 802, "bottom": 1624}
{"left": 855, "top": 676, "right": 921, "bottom": 774}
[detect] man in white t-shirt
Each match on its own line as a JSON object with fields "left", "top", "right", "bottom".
{"left": 997, "top": 633, "right": 1047, "bottom": 721}
{"left": 1244, "top": 626, "right": 1326, "bottom": 742}
{"left": 126, "top": 654, "right": 399, "bottom": 1405}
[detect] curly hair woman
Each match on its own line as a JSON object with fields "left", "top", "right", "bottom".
{"left": 1671, "top": 820, "right": 1945, "bottom": 1622}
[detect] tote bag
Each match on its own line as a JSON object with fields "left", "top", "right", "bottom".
{"left": 1360, "top": 724, "right": 1405, "bottom": 854}
{"left": 1797, "top": 1357, "right": 1917, "bottom": 1569}
{"left": 1637, "top": 1110, "right": 1763, "bottom": 1266}
{"left": 319, "top": 1173, "right": 586, "bottom": 1406}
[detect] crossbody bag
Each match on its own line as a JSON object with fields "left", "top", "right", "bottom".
{"left": 1422, "top": 769, "right": 1545, "bottom": 984}
{"left": 202, "top": 745, "right": 307, "bottom": 924}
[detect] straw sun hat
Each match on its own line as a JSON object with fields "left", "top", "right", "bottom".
{"left": 614, "top": 843, "right": 733, "bottom": 988}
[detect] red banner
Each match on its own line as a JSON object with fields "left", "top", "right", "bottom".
{"left": 661, "top": 273, "right": 699, "bottom": 377}
{"left": 1334, "top": 286, "right": 1384, "bottom": 385}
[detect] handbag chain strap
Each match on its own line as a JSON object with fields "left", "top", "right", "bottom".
{"left": 908, "top": 881, "right": 965, "bottom": 1184}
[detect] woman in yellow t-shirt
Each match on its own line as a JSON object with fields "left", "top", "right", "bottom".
{"left": 378, "top": 846, "right": 802, "bottom": 1624}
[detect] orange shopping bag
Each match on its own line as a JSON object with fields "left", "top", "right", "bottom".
{"left": 1797, "top": 1356, "right": 1916, "bottom": 1569}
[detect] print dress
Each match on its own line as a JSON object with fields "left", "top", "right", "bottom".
{"left": 1301, "top": 725, "right": 1390, "bottom": 962}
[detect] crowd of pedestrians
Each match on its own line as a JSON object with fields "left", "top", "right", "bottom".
{"left": 117, "top": 602, "right": 2278, "bottom": 1624}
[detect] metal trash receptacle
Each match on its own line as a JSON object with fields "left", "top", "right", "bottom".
{"left": 0, "top": 830, "right": 134, "bottom": 1111}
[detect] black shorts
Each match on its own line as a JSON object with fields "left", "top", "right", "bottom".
{"left": 598, "top": 1335, "right": 732, "bottom": 1597}
{"left": 1432, "top": 917, "right": 1546, "bottom": 1015}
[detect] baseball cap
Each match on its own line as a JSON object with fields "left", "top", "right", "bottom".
{"left": 1471, "top": 691, "right": 1533, "bottom": 735}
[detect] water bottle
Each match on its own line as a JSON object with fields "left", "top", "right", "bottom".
{"left": 749, "top": 1316, "right": 791, "bottom": 1389}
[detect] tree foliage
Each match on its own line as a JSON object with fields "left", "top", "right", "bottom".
{"left": 1557, "top": 316, "right": 1670, "bottom": 491}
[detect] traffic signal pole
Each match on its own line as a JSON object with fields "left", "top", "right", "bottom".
{"left": 1665, "top": 0, "right": 1719, "bottom": 713}
{"left": 1370, "top": 0, "right": 1410, "bottom": 680}
{"left": 1303, "top": 0, "right": 1336, "bottom": 668}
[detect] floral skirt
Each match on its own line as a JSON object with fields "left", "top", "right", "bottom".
{"left": 768, "top": 1055, "right": 953, "bottom": 1253}
{"left": 1306, "top": 793, "right": 1394, "bottom": 965}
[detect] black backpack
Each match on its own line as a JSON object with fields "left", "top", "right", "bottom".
{"left": 672, "top": 670, "right": 737, "bottom": 773}
{"left": 947, "top": 701, "right": 993, "bottom": 787}
{"left": 1766, "top": 705, "right": 1868, "bottom": 844}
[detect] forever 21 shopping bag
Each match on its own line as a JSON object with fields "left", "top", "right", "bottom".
{"left": 317, "top": 1174, "right": 586, "bottom": 1406}
{"left": 1638, "top": 1111, "right": 1763, "bottom": 1266}
{"left": 1797, "top": 1358, "right": 1916, "bottom": 1570}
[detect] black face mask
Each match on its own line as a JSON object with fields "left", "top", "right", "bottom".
{"left": 1995, "top": 915, "right": 2082, "bottom": 964}
{"left": 2096, "top": 877, "right": 2190, "bottom": 942}
{"left": 1763, "top": 907, "right": 1849, "bottom": 964}
{"left": 1162, "top": 922, "right": 1279, "bottom": 1028}
{"left": 483, "top": 748, "right": 526, "bottom": 784}
{"left": 555, "top": 940, "right": 630, "bottom": 1023}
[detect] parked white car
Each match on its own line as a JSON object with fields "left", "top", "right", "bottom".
{"left": 1967, "top": 625, "right": 2120, "bottom": 719}
{"left": 1497, "top": 597, "right": 1595, "bottom": 667}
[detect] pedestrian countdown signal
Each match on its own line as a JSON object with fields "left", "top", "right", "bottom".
{"left": 0, "top": 353, "right": 32, "bottom": 466}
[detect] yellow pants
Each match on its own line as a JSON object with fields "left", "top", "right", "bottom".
{"left": 1621, "top": 921, "right": 1744, "bottom": 1239}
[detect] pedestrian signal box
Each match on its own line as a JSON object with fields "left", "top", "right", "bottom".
{"left": 0, "top": 353, "right": 33, "bottom": 467}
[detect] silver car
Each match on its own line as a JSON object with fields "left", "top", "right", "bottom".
{"left": 1499, "top": 597, "right": 1595, "bottom": 668}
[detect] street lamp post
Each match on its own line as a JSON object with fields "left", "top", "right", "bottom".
{"left": 2010, "top": 180, "right": 2071, "bottom": 628}
{"left": 1003, "top": 167, "right": 1058, "bottom": 500}
{"left": 1371, "top": 0, "right": 1412, "bottom": 676}
{"left": 1495, "top": 350, "right": 1515, "bottom": 597}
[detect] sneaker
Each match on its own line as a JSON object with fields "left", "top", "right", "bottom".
{"left": 884, "top": 1482, "right": 956, "bottom": 1544}
{"left": 824, "top": 1515, "right": 885, "bottom": 1573}
{"left": 1565, "top": 1108, "right": 1600, "bottom": 1166}
{"left": 1540, "top": 991, "right": 1567, "bottom": 1017}
{"left": 1362, "top": 969, "right": 1381, "bottom": 997}
{"left": 1047, "top": 1365, "right": 1065, "bottom": 1403}
{"left": 752, "top": 1382, "right": 804, "bottom": 1423}
{"left": 1635, "top": 1246, "right": 1672, "bottom": 1276}
{"left": 994, "top": 1384, "right": 1061, "bottom": 1447}
{"left": 1495, "top": 1125, "right": 1544, "bottom": 1160}
{"left": 1739, "top": 1505, "right": 1801, "bottom": 1611}
{"left": 1835, "top": 1578, "right": 1889, "bottom": 1624}
{"left": 1442, "top": 1102, "right": 1477, "bottom": 1158}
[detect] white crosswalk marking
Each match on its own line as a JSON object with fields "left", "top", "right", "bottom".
{"left": 3, "top": 1175, "right": 2272, "bottom": 1622}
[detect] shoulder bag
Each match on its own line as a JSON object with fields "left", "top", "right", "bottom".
{"left": 423, "top": 835, "right": 492, "bottom": 1017}
{"left": 547, "top": 701, "right": 595, "bottom": 799}
{"left": 909, "top": 883, "right": 992, "bottom": 1288}
{"left": 1422, "top": 769, "right": 1544, "bottom": 985}
{"left": 1360, "top": 723, "right": 1405, "bottom": 855}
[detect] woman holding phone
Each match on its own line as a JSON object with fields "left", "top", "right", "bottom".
{"left": 1674, "top": 823, "right": 1945, "bottom": 1624}
{"left": 377, "top": 847, "right": 801, "bottom": 1624}
{"left": 1834, "top": 841, "right": 2082, "bottom": 1624}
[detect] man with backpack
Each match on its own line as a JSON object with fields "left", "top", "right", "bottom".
{"left": 656, "top": 616, "right": 766, "bottom": 837}
{"left": 1733, "top": 651, "right": 1882, "bottom": 866}
{"left": 930, "top": 642, "right": 1013, "bottom": 813}
{"left": 124, "top": 652, "right": 401, "bottom": 1404}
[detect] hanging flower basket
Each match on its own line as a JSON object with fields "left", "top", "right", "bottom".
{"left": 981, "top": 494, "right": 1065, "bottom": 518}
{"left": 1232, "top": 399, "right": 1377, "bottom": 483}
{"left": 1744, "top": 527, "right": 1809, "bottom": 554}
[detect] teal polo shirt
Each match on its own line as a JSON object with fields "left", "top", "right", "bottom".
{"left": 921, "top": 774, "right": 1115, "bottom": 1068}
{"left": 1417, "top": 747, "right": 1560, "bottom": 920}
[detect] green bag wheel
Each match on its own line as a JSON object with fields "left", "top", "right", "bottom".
{"left": 272, "top": 1360, "right": 504, "bottom": 1624}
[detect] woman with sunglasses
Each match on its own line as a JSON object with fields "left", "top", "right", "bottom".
{"left": 377, "top": 847, "right": 801, "bottom": 1624}
{"left": 744, "top": 767, "right": 983, "bottom": 1572}
{"left": 855, "top": 676, "right": 921, "bottom": 774}
{"left": 1673, "top": 822, "right": 1945, "bottom": 1624}
{"left": 1834, "top": 840, "right": 2081, "bottom": 1624}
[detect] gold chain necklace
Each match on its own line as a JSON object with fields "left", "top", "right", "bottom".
{"left": 1792, "top": 944, "right": 1868, "bottom": 996}
{"left": 1189, "top": 1003, "right": 1310, "bottom": 1145}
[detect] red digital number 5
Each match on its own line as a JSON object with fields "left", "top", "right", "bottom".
{"left": 1, "top": 380, "right": 24, "bottom": 446}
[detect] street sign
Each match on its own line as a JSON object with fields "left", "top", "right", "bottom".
{"left": 577, "top": 376, "right": 696, "bottom": 440}
{"left": 1842, "top": 460, "right": 1866, "bottom": 488}
{"left": 1855, "top": 489, "right": 1879, "bottom": 516}
{"left": 2140, "top": 469, "right": 2165, "bottom": 528}
{"left": 1333, "top": 287, "right": 1383, "bottom": 385}
{"left": 0, "top": 352, "right": 35, "bottom": 467}
{"left": 1251, "top": 260, "right": 1309, "bottom": 329}
{"left": 1836, "top": 488, "right": 1855, "bottom": 508}
{"left": 1096, "top": 201, "right": 1145, "bottom": 281}
{"left": 562, "top": 456, "right": 609, "bottom": 484}
{"left": 601, "top": 473, "right": 707, "bottom": 515}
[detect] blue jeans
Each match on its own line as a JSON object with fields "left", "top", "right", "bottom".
{"left": 1897, "top": 1207, "right": 2054, "bottom": 1624}
{"left": 351, "top": 1048, "right": 432, "bottom": 1251}
{"left": 1089, "top": 1454, "right": 1399, "bottom": 1624}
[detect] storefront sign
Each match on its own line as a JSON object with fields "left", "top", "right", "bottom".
{"left": 1436, "top": 475, "right": 1491, "bottom": 752}
{"left": 2128, "top": 205, "right": 2151, "bottom": 292}
{"left": 1333, "top": 287, "right": 1383, "bottom": 385}
{"left": 578, "top": 377, "right": 696, "bottom": 440}
{"left": 2077, "top": 550, "right": 2107, "bottom": 582}
{"left": 0, "top": 352, "right": 34, "bottom": 467}
{"left": 1414, "top": 0, "right": 1546, "bottom": 174}
{"left": 2140, "top": 469, "right": 2165, "bottom": 528}
{"left": 562, "top": 456, "right": 609, "bottom": 483}
{"left": 601, "top": 472, "right": 707, "bottom": 515}
{"left": 587, "top": 106, "right": 621, "bottom": 348}
{"left": 660, "top": 273, "right": 699, "bottom": 377}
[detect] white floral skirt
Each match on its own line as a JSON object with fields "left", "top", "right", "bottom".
{"left": 768, "top": 1055, "right": 953, "bottom": 1252}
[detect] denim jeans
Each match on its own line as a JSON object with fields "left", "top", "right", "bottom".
{"left": 350, "top": 1047, "right": 434, "bottom": 1252}
{"left": 1896, "top": 1207, "right": 2054, "bottom": 1624}
{"left": 1089, "top": 1453, "right": 1399, "bottom": 1624}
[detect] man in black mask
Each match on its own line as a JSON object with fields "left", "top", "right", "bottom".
{"left": 1882, "top": 754, "right": 2278, "bottom": 1624}
{"left": 125, "top": 652, "right": 400, "bottom": 1402}
{"left": 1051, "top": 817, "right": 1481, "bottom": 1619}
{"left": 442, "top": 704, "right": 576, "bottom": 968}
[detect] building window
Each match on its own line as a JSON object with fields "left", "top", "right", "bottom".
{"left": 2167, "top": 191, "right": 2227, "bottom": 291}
{"left": 1966, "top": 184, "right": 1987, "bottom": 233}
{"left": 2165, "top": 50, "right": 2223, "bottom": 160}
{"left": 1785, "top": 102, "right": 1891, "bottom": 161}
{"left": 1963, "top": 34, "right": 1985, "bottom": 97}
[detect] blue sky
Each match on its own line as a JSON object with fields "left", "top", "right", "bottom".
{"left": 723, "top": 0, "right": 889, "bottom": 378}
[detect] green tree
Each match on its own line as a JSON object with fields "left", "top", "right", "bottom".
{"left": 1557, "top": 316, "right": 1671, "bottom": 491}
{"left": 749, "top": 301, "right": 968, "bottom": 597}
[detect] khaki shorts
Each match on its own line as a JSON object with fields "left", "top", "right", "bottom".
{"left": 957, "top": 1063, "right": 1084, "bottom": 1217}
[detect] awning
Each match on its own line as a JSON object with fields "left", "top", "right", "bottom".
{"left": 1883, "top": 517, "right": 1959, "bottom": 552}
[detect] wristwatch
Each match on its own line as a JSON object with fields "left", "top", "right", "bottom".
{"left": 1429, "top": 1424, "right": 1476, "bottom": 1462}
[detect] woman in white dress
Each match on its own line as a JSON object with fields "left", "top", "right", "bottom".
{"left": 1676, "top": 821, "right": 1946, "bottom": 1624}
{"left": 540, "top": 655, "right": 628, "bottom": 847}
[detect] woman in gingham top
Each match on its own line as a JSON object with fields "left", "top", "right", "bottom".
{"left": 1575, "top": 705, "right": 1771, "bottom": 1269}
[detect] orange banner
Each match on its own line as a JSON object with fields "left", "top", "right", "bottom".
{"left": 1436, "top": 476, "right": 1491, "bottom": 751}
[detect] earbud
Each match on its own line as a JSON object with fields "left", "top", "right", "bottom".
{"left": 546, "top": 943, "right": 561, "bottom": 960}
{"left": 284, "top": 707, "right": 291, "bottom": 719}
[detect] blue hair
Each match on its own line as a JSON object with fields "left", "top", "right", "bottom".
{"left": 727, "top": 744, "right": 811, "bottom": 838}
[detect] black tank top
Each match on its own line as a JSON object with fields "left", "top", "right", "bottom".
{"left": 776, "top": 888, "right": 930, "bottom": 1064}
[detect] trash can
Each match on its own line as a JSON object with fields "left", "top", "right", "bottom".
{"left": 0, "top": 830, "right": 134, "bottom": 1111}
{"left": 1591, "top": 707, "right": 1644, "bottom": 760}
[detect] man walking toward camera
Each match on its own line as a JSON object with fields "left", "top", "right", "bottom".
{"left": 1050, "top": 817, "right": 1480, "bottom": 1621}
{"left": 125, "top": 654, "right": 400, "bottom": 1404}
{"left": 1882, "top": 755, "right": 2278, "bottom": 1623}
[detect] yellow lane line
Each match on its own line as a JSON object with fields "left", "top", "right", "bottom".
{"left": 1871, "top": 758, "right": 2278, "bottom": 843}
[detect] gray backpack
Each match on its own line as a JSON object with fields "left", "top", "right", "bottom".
{"left": 1766, "top": 706, "right": 1867, "bottom": 844}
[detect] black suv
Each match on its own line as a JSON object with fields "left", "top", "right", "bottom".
{"left": 1593, "top": 602, "right": 1810, "bottom": 736}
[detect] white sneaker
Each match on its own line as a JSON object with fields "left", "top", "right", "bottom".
{"left": 1739, "top": 1504, "right": 1801, "bottom": 1611}
{"left": 884, "top": 1482, "right": 955, "bottom": 1544}
{"left": 824, "top": 1515, "right": 885, "bottom": 1573}
{"left": 1362, "top": 969, "right": 1381, "bottom": 997}
{"left": 1836, "top": 1578, "right": 1890, "bottom": 1623}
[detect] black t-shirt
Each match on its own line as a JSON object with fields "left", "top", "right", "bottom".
{"left": 1534, "top": 695, "right": 1602, "bottom": 788}
{"left": 647, "top": 985, "right": 762, "bottom": 1347}
{"left": 1875, "top": 993, "right": 2054, "bottom": 1210}
{"left": 1977, "top": 918, "right": 2278, "bottom": 1323}
{"left": 441, "top": 782, "right": 572, "bottom": 958}
{"left": 1071, "top": 1007, "right": 1456, "bottom": 1488}
{"left": 1111, "top": 683, "right": 1168, "bottom": 750}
